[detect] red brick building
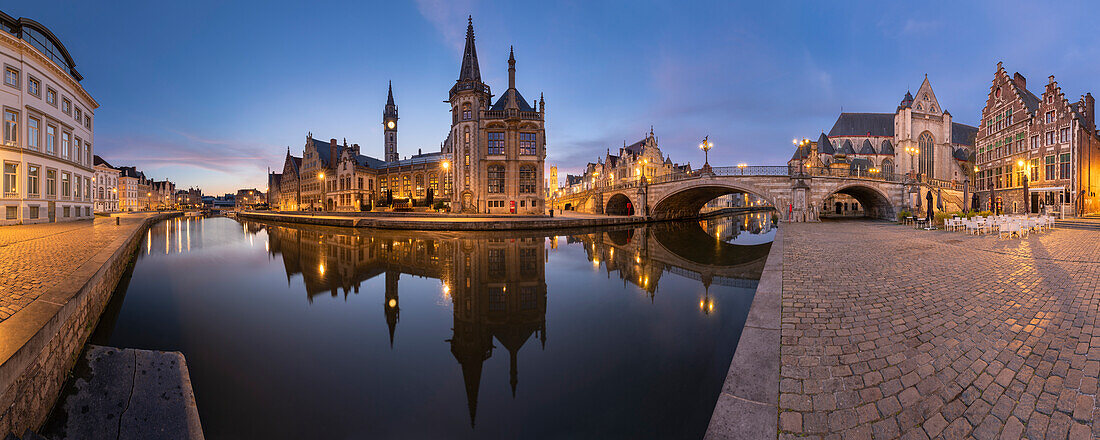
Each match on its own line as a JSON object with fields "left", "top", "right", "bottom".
{"left": 974, "top": 62, "right": 1100, "bottom": 216}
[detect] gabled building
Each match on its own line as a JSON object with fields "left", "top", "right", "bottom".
{"left": 973, "top": 62, "right": 1100, "bottom": 215}
{"left": 92, "top": 155, "right": 118, "bottom": 213}
{"left": 793, "top": 75, "right": 977, "bottom": 183}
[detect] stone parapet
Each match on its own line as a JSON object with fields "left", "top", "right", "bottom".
{"left": 0, "top": 212, "right": 181, "bottom": 436}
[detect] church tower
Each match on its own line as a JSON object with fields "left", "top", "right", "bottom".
{"left": 449, "top": 16, "right": 492, "bottom": 212}
{"left": 384, "top": 81, "right": 399, "bottom": 162}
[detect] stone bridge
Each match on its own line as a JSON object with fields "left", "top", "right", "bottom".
{"left": 551, "top": 166, "right": 969, "bottom": 221}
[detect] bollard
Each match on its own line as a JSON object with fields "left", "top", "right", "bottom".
{"left": 550, "top": 209, "right": 554, "bottom": 218}
{"left": 115, "top": 216, "right": 120, "bottom": 226}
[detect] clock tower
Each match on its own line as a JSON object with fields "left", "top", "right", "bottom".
{"left": 383, "top": 81, "right": 399, "bottom": 162}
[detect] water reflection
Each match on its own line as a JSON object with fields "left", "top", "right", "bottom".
{"left": 89, "top": 212, "right": 776, "bottom": 438}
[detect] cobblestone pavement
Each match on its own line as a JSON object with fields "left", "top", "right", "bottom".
{"left": 781, "top": 221, "right": 1100, "bottom": 440}
{"left": 0, "top": 214, "right": 156, "bottom": 321}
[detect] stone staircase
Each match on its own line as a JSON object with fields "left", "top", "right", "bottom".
{"left": 1055, "top": 218, "right": 1100, "bottom": 231}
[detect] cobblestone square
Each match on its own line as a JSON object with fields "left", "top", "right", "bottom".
{"left": 0, "top": 214, "right": 155, "bottom": 322}
{"left": 781, "top": 221, "right": 1100, "bottom": 439}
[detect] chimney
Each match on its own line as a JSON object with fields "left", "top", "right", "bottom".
{"left": 329, "top": 139, "right": 337, "bottom": 167}
{"left": 1013, "top": 72, "right": 1026, "bottom": 90}
{"left": 1084, "top": 93, "right": 1096, "bottom": 131}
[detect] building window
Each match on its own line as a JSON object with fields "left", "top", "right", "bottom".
{"left": 1060, "top": 153, "right": 1071, "bottom": 180}
{"left": 46, "top": 125, "right": 55, "bottom": 154}
{"left": 84, "top": 115, "right": 91, "bottom": 130}
{"left": 461, "top": 103, "right": 471, "bottom": 120}
{"left": 5, "top": 206, "right": 14, "bottom": 220}
{"left": 46, "top": 169, "right": 56, "bottom": 197}
{"left": 74, "top": 107, "right": 82, "bottom": 123}
{"left": 63, "top": 206, "right": 70, "bottom": 217}
{"left": 415, "top": 174, "right": 424, "bottom": 197}
{"left": 402, "top": 175, "right": 410, "bottom": 196}
{"left": 74, "top": 138, "right": 82, "bottom": 165}
{"left": 1031, "top": 135, "right": 1039, "bottom": 150}
{"left": 27, "top": 116, "right": 40, "bottom": 150}
{"left": 464, "top": 152, "right": 470, "bottom": 166}
{"left": 27, "top": 165, "right": 38, "bottom": 196}
{"left": 917, "top": 132, "right": 933, "bottom": 177}
{"left": 487, "top": 132, "right": 504, "bottom": 155}
{"left": 28, "top": 76, "right": 39, "bottom": 96}
{"left": 1060, "top": 127, "right": 1070, "bottom": 143}
{"left": 519, "top": 166, "right": 536, "bottom": 194}
{"left": 3, "top": 162, "right": 16, "bottom": 196}
{"left": 62, "top": 98, "right": 71, "bottom": 115}
{"left": 46, "top": 88, "right": 56, "bottom": 106}
{"left": 1030, "top": 158, "right": 1039, "bottom": 182}
{"left": 74, "top": 174, "right": 82, "bottom": 199}
{"left": 62, "top": 132, "right": 70, "bottom": 159}
{"left": 487, "top": 165, "right": 505, "bottom": 193}
{"left": 3, "top": 110, "right": 16, "bottom": 145}
{"left": 29, "top": 205, "right": 38, "bottom": 219}
{"left": 443, "top": 173, "right": 452, "bottom": 194}
{"left": 488, "top": 249, "right": 505, "bottom": 278}
{"left": 881, "top": 159, "right": 894, "bottom": 176}
{"left": 519, "top": 133, "right": 536, "bottom": 155}
{"left": 3, "top": 67, "right": 17, "bottom": 88}
{"left": 61, "top": 172, "right": 70, "bottom": 197}
{"left": 428, "top": 174, "right": 438, "bottom": 193}
{"left": 1045, "top": 111, "right": 1055, "bottom": 123}
{"left": 1046, "top": 131, "right": 1054, "bottom": 145}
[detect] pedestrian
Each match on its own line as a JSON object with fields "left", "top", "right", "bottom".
{"left": 788, "top": 202, "right": 793, "bottom": 222}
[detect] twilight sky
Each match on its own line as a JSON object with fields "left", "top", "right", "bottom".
{"left": 18, "top": 0, "right": 1100, "bottom": 195}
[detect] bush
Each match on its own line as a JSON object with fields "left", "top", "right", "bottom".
{"left": 896, "top": 210, "right": 912, "bottom": 222}
{"left": 433, "top": 201, "right": 446, "bottom": 211}
{"left": 771, "top": 212, "right": 779, "bottom": 225}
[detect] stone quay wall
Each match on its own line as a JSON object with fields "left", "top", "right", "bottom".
{"left": 0, "top": 212, "right": 181, "bottom": 436}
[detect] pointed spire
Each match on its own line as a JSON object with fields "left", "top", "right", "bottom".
{"left": 510, "top": 347, "right": 519, "bottom": 398}
{"left": 386, "top": 80, "right": 395, "bottom": 106}
{"left": 458, "top": 16, "right": 482, "bottom": 82}
{"left": 508, "top": 46, "right": 516, "bottom": 90}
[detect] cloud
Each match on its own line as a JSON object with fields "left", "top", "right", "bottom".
{"left": 95, "top": 130, "right": 280, "bottom": 179}
{"left": 415, "top": 0, "right": 476, "bottom": 53}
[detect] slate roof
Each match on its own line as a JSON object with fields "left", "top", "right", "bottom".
{"left": 817, "top": 133, "right": 834, "bottom": 154}
{"left": 860, "top": 139, "right": 876, "bottom": 155}
{"left": 93, "top": 155, "right": 114, "bottom": 169}
{"left": 490, "top": 88, "right": 535, "bottom": 111}
{"left": 828, "top": 113, "right": 895, "bottom": 137}
{"left": 458, "top": 17, "right": 481, "bottom": 83}
{"left": 837, "top": 139, "right": 855, "bottom": 155}
{"left": 624, "top": 139, "right": 646, "bottom": 155}
{"left": 790, "top": 143, "right": 811, "bottom": 161}
{"left": 310, "top": 137, "right": 341, "bottom": 166}
{"left": 950, "top": 123, "right": 978, "bottom": 146}
{"left": 1010, "top": 81, "right": 1041, "bottom": 114}
{"left": 850, "top": 158, "right": 873, "bottom": 171}
{"left": 880, "top": 139, "right": 895, "bottom": 155}
{"left": 953, "top": 147, "right": 974, "bottom": 161}
{"left": 374, "top": 151, "right": 445, "bottom": 169}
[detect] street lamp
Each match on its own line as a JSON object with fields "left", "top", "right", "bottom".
{"left": 318, "top": 172, "right": 325, "bottom": 212}
{"left": 737, "top": 163, "right": 747, "bottom": 175}
{"left": 905, "top": 146, "right": 920, "bottom": 180}
{"left": 1017, "top": 159, "right": 1029, "bottom": 215}
{"left": 699, "top": 136, "right": 714, "bottom": 170}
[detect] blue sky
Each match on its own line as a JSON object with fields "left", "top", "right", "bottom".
{"left": 17, "top": 0, "right": 1100, "bottom": 194}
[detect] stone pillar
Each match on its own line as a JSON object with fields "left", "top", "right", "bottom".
{"left": 791, "top": 178, "right": 811, "bottom": 222}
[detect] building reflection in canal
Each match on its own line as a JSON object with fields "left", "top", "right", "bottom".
{"left": 96, "top": 212, "right": 775, "bottom": 438}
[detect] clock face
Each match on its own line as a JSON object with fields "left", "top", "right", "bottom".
{"left": 387, "top": 121, "right": 395, "bottom": 129}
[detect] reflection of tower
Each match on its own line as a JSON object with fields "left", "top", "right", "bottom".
{"left": 447, "top": 237, "right": 547, "bottom": 427}
{"left": 384, "top": 270, "right": 400, "bottom": 348}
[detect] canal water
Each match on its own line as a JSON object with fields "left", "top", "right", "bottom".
{"left": 84, "top": 212, "right": 775, "bottom": 439}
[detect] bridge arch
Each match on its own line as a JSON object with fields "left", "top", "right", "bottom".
{"left": 819, "top": 183, "right": 896, "bottom": 220}
{"left": 650, "top": 181, "right": 779, "bottom": 219}
{"left": 606, "top": 193, "right": 636, "bottom": 216}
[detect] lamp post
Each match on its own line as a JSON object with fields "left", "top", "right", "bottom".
{"left": 318, "top": 172, "right": 325, "bottom": 212}
{"left": 905, "top": 146, "right": 921, "bottom": 180}
{"left": 699, "top": 136, "right": 713, "bottom": 172}
{"left": 1018, "top": 159, "right": 1029, "bottom": 215}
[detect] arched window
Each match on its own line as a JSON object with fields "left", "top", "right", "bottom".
{"left": 442, "top": 172, "right": 452, "bottom": 195}
{"left": 487, "top": 165, "right": 505, "bottom": 193}
{"left": 402, "top": 175, "right": 411, "bottom": 196}
{"left": 428, "top": 173, "right": 438, "bottom": 193}
{"left": 918, "top": 132, "right": 934, "bottom": 178}
{"left": 461, "top": 103, "right": 471, "bottom": 120}
{"left": 519, "top": 166, "right": 536, "bottom": 193}
{"left": 415, "top": 174, "right": 424, "bottom": 197}
{"left": 881, "top": 158, "right": 894, "bottom": 176}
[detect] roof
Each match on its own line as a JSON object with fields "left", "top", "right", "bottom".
{"left": 0, "top": 12, "right": 82, "bottom": 81}
{"left": 837, "top": 139, "right": 855, "bottom": 155}
{"left": 624, "top": 138, "right": 647, "bottom": 155}
{"left": 1010, "top": 80, "right": 1041, "bottom": 114}
{"left": 828, "top": 113, "right": 895, "bottom": 137}
{"left": 898, "top": 91, "right": 914, "bottom": 110}
{"left": 118, "top": 166, "right": 144, "bottom": 179}
{"left": 374, "top": 151, "right": 445, "bottom": 170}
{"left": 953, "top": 147, "right": 973, "bottom": 161}
{"left": 859, "top": 139, "right": 876, "bottom": 154}
{"left": 880, "top": 139, "right": 895, "bottom": 155}
{"left": 355, "top": 154, "right": 387, "bottom": 169}
{"left": 951, "top": 123, "right": 978, "bottom": 146}
{"left": 790, "top": 143, "right": 811, "bottom": 161}
{"left": 850, "top": 158, "right": 873, "bottom": 170}
{"left": 490, "top": 88, "right": 535, "bottom": 111}
{"left": 457, "top": 17, "right": 481, "bottom": 83}
{"left": 310, "top": 137, "right": 341, "bottom": 166}
{"left": 93, "top": 155, "right": 114, "bottom": 169}
{"left": 817, "top": 133, "right": 834, "bottom": 154}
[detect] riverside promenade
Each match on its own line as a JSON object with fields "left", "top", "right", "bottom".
{"left": 772, "top": 221, "right": 1100, "bottom": 439}
{"left": 0, "top": 212, "right": 181, "bottom": 436}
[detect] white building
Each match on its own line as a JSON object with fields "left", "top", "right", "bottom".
{"left": 92, "top": 155, "right": 118, "bottom": 212}
{"left": 0, "top": 11, "right": 98, "bottom": 224}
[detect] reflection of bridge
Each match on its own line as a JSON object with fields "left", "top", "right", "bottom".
{"left": 550, "top": 166, "right": 967, "bottom": 221}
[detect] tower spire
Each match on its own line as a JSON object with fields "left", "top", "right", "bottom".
{"left": 387, "top": 80, "right": 395, "bottom": 106}
{"left": 508, "top": 46, "right": 516, "bottom": 89}
{"left": 458, "top": 16, "right": 482, "bottom": 82}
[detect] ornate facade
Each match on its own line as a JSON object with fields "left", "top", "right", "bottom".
{"left": 561, "top": 129, "right": 690, "bottom": 195}
{"left": 270, "top": 17, "right": 545, "bottom": 214}
{"left": 791, "top": 76, "right": 977, "bottom": 183}
{"left": 973, "top": 63, "right": 1100, "bottom": 215}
